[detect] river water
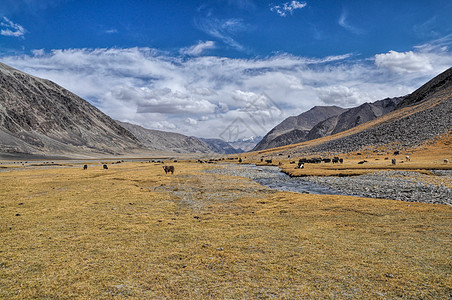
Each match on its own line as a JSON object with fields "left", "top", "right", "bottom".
{"left": 206, "top": 164, "right": 344, "bottom": 196}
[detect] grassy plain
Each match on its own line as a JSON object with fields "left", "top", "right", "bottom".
{"left": 0, "top": 160, "right": 451, "bottom": 298}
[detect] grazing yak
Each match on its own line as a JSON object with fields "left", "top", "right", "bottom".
{"left": 163, "top": 165, "right": 175, "bottom": 174}
{"left": 444, "top": 159, "right": 449, "bottom": 164}
{"left": 392, "top": 159, "right": 396, "bottom": 165}
{"left": 103, "top": 164, "right": 108, "bottom": 169}
{"left": 83, "top": 165, "right": 88, "bottom": 170}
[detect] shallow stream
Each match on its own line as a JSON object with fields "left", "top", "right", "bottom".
{"left": 206, "top": 164, "right": 344, "bottom": 196}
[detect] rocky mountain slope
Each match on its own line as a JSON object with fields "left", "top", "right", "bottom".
{"left": 254, "top": 97, "right": 402, "bottom": 151}
{"left": 0, "top": 62, "right": 142, "bottom": 158}
{"left": 254, "top": 106, "right": 346, "bottom": 151}
{"left": 256, "top": 67, "right": 452, "bottom": 156}
{"left": 305, "top": 97, "right": 402, "bottom": 140}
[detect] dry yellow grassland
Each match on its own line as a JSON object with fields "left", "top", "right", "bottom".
{"left": 1, "top": 161, "right": 451, "bottom": 298}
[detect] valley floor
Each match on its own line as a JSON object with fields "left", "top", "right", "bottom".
{"left": 0, "top": 160, "right": 451, "bottom": 298}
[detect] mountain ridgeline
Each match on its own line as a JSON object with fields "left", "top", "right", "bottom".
{"left": 0, "top": 62, "right": 240, "bottom": 158}
{"left": 0, "top": 62, "right": 142, "bottom": 158}
{"left": 1, "top": 61, "right": 450, "bottom": 158}
{"left": 253, "top": 95, "right": 404, "bottom": 151}
{"left": 256, "top": 67, "right": 452, "bottom": 155}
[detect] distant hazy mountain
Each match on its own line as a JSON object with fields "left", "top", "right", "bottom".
{"left": 117, "top": 121, "right": 214, "bottom": 154}
{"left": 228, "top": 136, "right": 262, "bottom": 152}
{"left": 200, "top": 138, "right": 243, "bottom": 154}
{"left": 0, "top": 62, "right": 142, "bottom": 158}
{"left": 253, "top": 106, "right": 347, "bottom": 151}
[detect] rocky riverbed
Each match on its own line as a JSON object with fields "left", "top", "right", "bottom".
{"left": 303, "top": 170, "right": 452, "bottom": 205}
{"left": 207, "top": 164, "right": 452, "bottom": 206}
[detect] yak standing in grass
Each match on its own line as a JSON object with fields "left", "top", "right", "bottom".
{"left": 83, "top": 164, "right": 88, "bottom": 170}
{"left": 163, "top": 166, "right": 175, "bottom": 174}
{"left": 103, "top": 164, "right": 108, "bottom": 170}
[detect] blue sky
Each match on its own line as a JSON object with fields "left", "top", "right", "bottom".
{"left": 1, "top": 0, "right": 452, "bottom": 139}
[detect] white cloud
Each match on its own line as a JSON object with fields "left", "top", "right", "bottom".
{"left": 271, "top": 1, "right": 307, "bottom": 17}
{"left": 0, "top": 17, "right": 26, "bottom": 37}
{"left": 317, "top": 86, "right": 368, "bottom": 107}
{"left": 338, "top": 10, "right": 365, "bottom": 35}
{"left": 195, "top": 17, "right": 246, "bottom": 51}
{"left": 104, "top": 28, "right": 118, "bottom": 34}
{"left": 185, "top": 118, "right": 198, "bottom": 125}
{"left": 2, "top": 43, "right": 450, "bottom": 139}
{"left": 180, "top": 41, "right": 215, "bottom": 56}
{"left": 374, "top": 50, "right": 433, "bottom": 73}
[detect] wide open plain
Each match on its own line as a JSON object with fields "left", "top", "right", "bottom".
{"left": 1, "top": 159, "right": 451, "bottom": 298}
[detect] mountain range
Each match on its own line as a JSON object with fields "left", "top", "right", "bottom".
{"left": 1, "top": 61, "right": 450, "bottom": 159}
{"left": 254, "top": 97, "right": 403, "bottom": 151}
{"left": 254, "top": 67, "right": 452, "bottom": 156}
{"left": 0, "top": 62, "right": 240, "bottom": 159}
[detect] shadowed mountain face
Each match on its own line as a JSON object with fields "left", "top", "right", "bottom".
{"left": 253, "top": 106, "right": 347, "bottom": 151}
{"left": 0, "top": 62, "right": 142, "bottom": 158}
{"left": 396, "top": 67, "right": 452, "bottom": 109}
{"left": 254, "top": 97, "right": 403, "bottom": 151}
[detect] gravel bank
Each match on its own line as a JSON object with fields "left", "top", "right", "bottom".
{"left": 207, "top": 164, "right": 452, "bottom": 205}
{"left": 304, "top": 170, "right": 452, "bottom": 205}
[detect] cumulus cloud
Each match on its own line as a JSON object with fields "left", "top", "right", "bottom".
{"left": 2, "top": 44, "right": 449, "bottom": 139}
{"left": 375, "top": 50, "right": 433, "bottom": 73}
{"left": 317, "top": 86, "right": 369, "bottom": 106}
{"left": 185, "top": 118, "right": 198, "bottom": 125}
{"left": 180, "top": 41, "right": 215, "bottom": 56}
{"left": 0, "top": 17, "right": 26, "bottom": 37}
{"left": 270, "top": 1, "right": 307, "bottom": 17}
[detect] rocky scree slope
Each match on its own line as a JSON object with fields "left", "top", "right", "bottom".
{"left": 0, "top": 62, "right": 142, "bottom": 157}
{"left": 255, "top": 96, "right": 402, "bottom": 151}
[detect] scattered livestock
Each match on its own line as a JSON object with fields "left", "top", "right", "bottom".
{"left": 83, "top": 165, "right": 88, "bottom": 170}
{"left": 394, "top": 151, "right": 400, "bottom": 155}
{"left": 296, "top": 162, "right": 304, "bottom": 169}
{"left": 358, "top": 160, "right": 367, "bottom": 164}
{"left": 163, "top": 165, "right": 175, "bottom": 174}
{"left": 238, "top": 158, "right": 242, "bottom": 163}
{"left": 332, "top": 157, "right": 339, "bottom": 164}
{"left": 299, "top": 157, "right": 322, "bottom": 164}
{"left": 103, "top": 164, "right": 108, "bottom": 170}
{"left": 265, "top": 159, "right": 273, "bottom": 164}
{"left": 339, "top": 158, "right": 343, "bottom": 164}
{"left": 444, "top": 159, "right": 449, "bottom": 164}
{"left": 406, "top": 156, "right": 410, "bottom": 162}
{"left": 392, "top": 159, "right": 396, "bottom": 165}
